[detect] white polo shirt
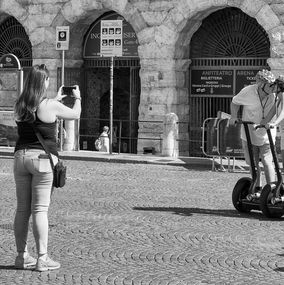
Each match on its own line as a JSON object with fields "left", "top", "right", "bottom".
{"left": 232, "top": 84, "right": 276, "bottom": 146}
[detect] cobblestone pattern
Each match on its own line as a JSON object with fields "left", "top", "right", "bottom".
{"left": 0, "top": 157, "right": 284, "bottom": 284}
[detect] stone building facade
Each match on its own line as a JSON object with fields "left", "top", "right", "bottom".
{"left": 1, "top": 0, "right": 284, "bottom": 156}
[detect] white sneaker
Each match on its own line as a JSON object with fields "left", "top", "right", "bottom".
{"left": 15, "top": 255, "right": 36, "bottom": 269}
{"left": 35, "top": 255, "right": 60, "bottom": 272}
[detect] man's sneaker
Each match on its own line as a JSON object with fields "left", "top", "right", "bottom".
{"left": 15, "top": 255, "right": 36, "bottom": 269}
{"left": 35, "top": 255, "right": 60, "bottom": 272}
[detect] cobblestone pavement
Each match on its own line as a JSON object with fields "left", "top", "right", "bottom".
{"left": 0, "top": 156, "right": 284, "bottom": 285}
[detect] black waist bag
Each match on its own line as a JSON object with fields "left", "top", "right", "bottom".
{"left": 53, "top": 160, "right": 67, "bottom": 188}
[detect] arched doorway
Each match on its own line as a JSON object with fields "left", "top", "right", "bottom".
{"left": 0, "top": 16, "right": 32, "bottom": 67}
{"left": 189, "top": 7, "right": 270, "bottom": 156}
{"left": 0, "top": 16, "right": 32, "bottom": 146}
{"left": 81, "top": 11, "right": 140, "bottom": 153}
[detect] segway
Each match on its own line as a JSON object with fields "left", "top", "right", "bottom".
{"left": 259, "top": 125, "right": 284, "bottom": 218}
{"left": 232, "top": 121, "right": 262, "bottom": 213}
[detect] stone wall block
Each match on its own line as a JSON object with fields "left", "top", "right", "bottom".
{"left": 138, "top": 42, "right": 175, "bottom": 59}
{"left": 270, "top": 4, "right": 284, "bottom": 15}
{"left": 137, "top": 27, "right": 156, "bottom": 45}
{"left": 256, "top": 4, "right": 281, "bottom": 31}
{"left": 42, "top": 3, "right": 62, "bottom": 14}
{"left": 149, "top": 1, "right": 175, "bottom": 12}
{"left": 155, "top": 25, "right": 178, "bottom": 46}
{"left": 33, "top": 45, "right": 59, "bottom": 60}
{"left": 24, "top": 13, "right": 57, "bottom": 32}
{"left": 211, "top": 0, "right": 229, "bottom": 7}
{"left": 164, "top": 8, "right": 187, "bottom": 32}
{"left": 61, "top": 0, "right": 101, "bottom": 23}
{"left": 30, "top": 27, "right": 45, "bottom": 46}
{"left": 102, "top": 0, "right": 128, "bottom": 14}
{"left": 147, "top": 88, "right": 178, "bottom": 105}
{"left": 177, "top": 88, "right": 189, "bottom": 105}
{"left": 24, "top": 0, "right": 64, "bottom": 3}
{"left": 145, "top": 104, "right": 167, "bottom": 117}
{"left": 270, "top": 25, "right": 284, "bottom": 44}
{"left": 1, "top": 0, "right": 26, "bottom": 20}
{"left": 174, "top": 0, "right": 192, "bottom": 18}
{"left": 271, "top": 43, "right": 284, "bottom": 57}
{"left": 240, "top": 0, "right": 266, "bottom": 17}
{"left": 128, "top": 0, "right": 150, "bottom": 12}
{"left": 28, "top": 4, "right": 42, "bottom": 15}
{"left": 279, "top": 15, "right": 284, "bottom": 25}
{"left": 141, "top": 11, "right": 168, "bottom": 26}
{"left": 175, "top": 59, "right": 191, "bottom": 72}
{"left": 268, "top": 57, "right": 284, "bottom": 70}
{"left": 124, "top": 9, "right": 147, "bottom": 32}
{"left": 175, "top": 71, "right": 186, "bottom": 88}
{"left": 44, "top": 27, "right": 56, "bottom": 44}
{"left": 184, "top": 0, "right": 212, "bottom": 13}
{"left": 227, "top": 0, "right": 243, "bottom": 7}
{"left": 171, "top": 104, "right": 189, "bottom": 118}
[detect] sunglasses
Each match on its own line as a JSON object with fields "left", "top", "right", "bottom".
{"left": 265, "top": 83, "right": 276, "bottom": 89}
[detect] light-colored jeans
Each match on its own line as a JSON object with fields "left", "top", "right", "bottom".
{"left": 242, "top": 140, "right": 276, "bottom": 187}
{"left": 13, "top": 149, "right": 53, "bottom": 256}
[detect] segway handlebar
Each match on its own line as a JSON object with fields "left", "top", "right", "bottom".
{"left": 232, "top": 119, "right": 255, "bottom": 126}
{"left": 254, "top": 124, "right": 275, "bottom": 130}
{"left": 233, "top": 120, "right": 275, "bottom": 130}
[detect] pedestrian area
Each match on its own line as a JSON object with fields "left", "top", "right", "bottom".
{"left": 0, "top": 156, "right": 283, "bottom": 285}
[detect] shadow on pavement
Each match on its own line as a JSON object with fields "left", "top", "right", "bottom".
{"left": 0, "top": 265, "right": 16, "bottom": 270}
{"left": 274, "top": 267, "right": 284, "bottom": 273}
{"left": 133, "top": 206, "right": 282, "bottom": 220}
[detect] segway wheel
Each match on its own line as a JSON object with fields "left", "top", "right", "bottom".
{"left": 232, "top": 177, "right": 252, "bottom": 213}
{"left": 260, "top": 184, "right": 284, "bottom": 219}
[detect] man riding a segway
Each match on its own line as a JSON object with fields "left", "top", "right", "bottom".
{"left": 229, "top": 69, "right": 278, "bottom": 212}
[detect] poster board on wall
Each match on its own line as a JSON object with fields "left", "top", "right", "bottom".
{"left": 0, "top": 110, "right": 17, "bottom": 146}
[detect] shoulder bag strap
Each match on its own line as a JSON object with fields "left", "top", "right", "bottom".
{"left": 31, "top": 124, "right": 55, "bottom": 169}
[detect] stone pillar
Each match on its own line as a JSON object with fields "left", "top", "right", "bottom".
{"left": 162, "top": 113, "right": 179, "bottom": 157}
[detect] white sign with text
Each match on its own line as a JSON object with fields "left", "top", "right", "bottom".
{"left": 100, "top": 20, "right": 122, "bottom": 57}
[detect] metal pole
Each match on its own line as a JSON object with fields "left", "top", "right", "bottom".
{"left": 17, "top": 69, "right": 24, "bottom": 96}
{"left": 109, "top": 56, "right": 113, "bottom": 154}
{"left": 59, "top": 50, "right": 65, "bottom": 151}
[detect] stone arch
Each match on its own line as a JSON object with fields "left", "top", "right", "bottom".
{"left": 172, "top": 0, "right": 281, "bottom": 63}
{"left": 50, "top": 0, "right": 146, "bottom": 64}
{"left": 0, "top": 1, "right": 31, "bottom": 55}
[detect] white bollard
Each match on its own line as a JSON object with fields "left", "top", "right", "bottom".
{"left": 162, "top": 113, "right": 179, "bottom": 157}
{"left": 63, "top": 120, "right": 75, "bottom": 151}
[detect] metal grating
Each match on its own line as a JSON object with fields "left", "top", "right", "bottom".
{"left": 191, "top": 57, "right": 268, "bottom": 68}
{"left": 84, "top": 58, "right": 140, "bottom": 68}
{"left": 190, "top": 7, "right": 270, "bottom": 58}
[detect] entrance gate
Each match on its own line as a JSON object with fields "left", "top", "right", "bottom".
{"left": 82, "top": 58, "right": 140, "bottom": 153}
{"left": 188, "top": 7, "right": 270, "bottom": 157}
{"left": 81, "top": 11, "right": 140, "bottom": 153}
{"left": 189, "top": 57, "right": 268, "bottom": 156}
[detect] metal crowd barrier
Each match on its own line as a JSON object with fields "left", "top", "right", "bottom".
{"left": 201, "top": 117, "right": 245, "bottom": 172}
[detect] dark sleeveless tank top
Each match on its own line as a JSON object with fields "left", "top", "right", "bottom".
{"left": 14, "top": 113, "right": 58, "bottom": 156}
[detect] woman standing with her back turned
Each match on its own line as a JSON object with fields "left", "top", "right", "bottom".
{"left": 13, "top": 64, "right": 81, "bottom": 271}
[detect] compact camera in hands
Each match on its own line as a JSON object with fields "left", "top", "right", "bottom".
{"left": 62, "top": 86, "right": 76, "bottom": 96}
